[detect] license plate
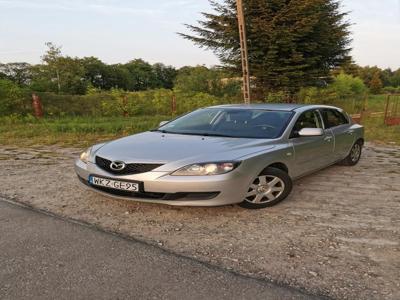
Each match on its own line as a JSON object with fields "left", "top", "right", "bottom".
{"left": 89, "top": 176, "right": 139, "bottom": 192}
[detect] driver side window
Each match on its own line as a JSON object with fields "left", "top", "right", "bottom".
{"left": 291, "top": 110, "right": 323, "bottom": 137}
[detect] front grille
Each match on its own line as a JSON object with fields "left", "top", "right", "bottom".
{"left": 93, "top": 185, "right": 166, "bottom": 199}
{"left": 95, "top": 156, "right": 163, "bottom": 175}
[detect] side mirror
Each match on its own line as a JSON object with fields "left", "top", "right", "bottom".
{"left": 298, "top": 128, "right": 324, "bottom": 137}
{"left": 159, "top": 121, "right": 169, "bottom": 127}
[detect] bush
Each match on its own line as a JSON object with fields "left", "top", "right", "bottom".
{"left": 175, "top": 92, "right": 220, "bottom": 114}
{"left": 100, "top": 89, "right": 174, "bottom": 116}
{"left": 17, "top": 89, "right": 238, "bottom": 118}
{"left": 329, "top": 72, "right": 367, "bottom": 98}
{"left": 382, "top": 86, "right": 400, "bottom": 94}
{"left": 297, "top": 73, "right": 369, "bottom": 114}
{"left": 32, "top": 92, "right": 109, "bottom": 117}
{"left": 0, "top": 79, "right": 28, "bottom": 116}
{"left": 174, "top": 66, "right": 241, "bottom": 98}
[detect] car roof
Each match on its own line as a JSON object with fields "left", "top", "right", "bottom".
{"left": 208, "top": 103, "right": 341, "bottom": 112}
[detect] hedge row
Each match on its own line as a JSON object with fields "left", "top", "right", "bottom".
{"left": 10, "top": 89, "right": 240, "bottom": 117}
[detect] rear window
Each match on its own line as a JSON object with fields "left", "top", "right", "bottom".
{"left": 321, "top": 109, "right": 348, "bottom": 128}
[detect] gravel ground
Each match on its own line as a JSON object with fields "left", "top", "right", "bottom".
{"left": 0, "top": 143, "right": 399, "bottom": 300}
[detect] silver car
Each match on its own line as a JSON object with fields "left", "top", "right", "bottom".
{"left": 75, "top": 104, "right": 364, "bottom": 209}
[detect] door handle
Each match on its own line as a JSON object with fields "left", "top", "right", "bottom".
{"left": 346, "top": 130, "right": 354, "bottom": 135}
{"left": 324, "top": 136, "right": 333, "bottom": 142}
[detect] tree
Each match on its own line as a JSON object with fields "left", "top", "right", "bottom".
{"left": 0, "top": 79, "right": 25, "bottom": 115}
{"left": 357, "top": 66, "right": 381, "bottom": 87}
{"left": 103, "top": 64, "right": 132, "bottom": 90}
{"left": 56, "top": 57, "right": 87, "bottom": 94}
{"left": 30, "top": 57, "right": 86, "bottom": 94}
{"left": 80, "top": 57, "right": 109, "bottom": 90}
{"left": 31, "top": 43, "right": 87, "bottom": 94}
{"left": 152, "top": 63, "right": 178, "bottom": 90}
{"left": 175, "top": 65, "right": 240, "bottom": 97}
{"left": 180, "top": 0, "right": 352, "bottom": 99}
{"left": 331, "top": 62, "right": 360, "bottom": 78}
{"left": 381, "top": 68, "right": 393, "bottom": 87}
{"left": 0, "top": 62, "right": 32, "bottom": 86}
{"left": 388, "top": 68, "right": 400, "bottom": 87}
{"left": 369, "top": 71, "right": 383, "bottom": 94}
{"left": 41, "top": 42, "right": 63, "bottom": 93}
{"left": 124, "top": 59, "right": 155, "bottom": 91}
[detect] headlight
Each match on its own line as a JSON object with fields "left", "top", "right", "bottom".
{"left": 171, "top": 162, "right": 240, "bottom": 176}
{"left": 79, "top": 147, "right": 92, "bottom": 163}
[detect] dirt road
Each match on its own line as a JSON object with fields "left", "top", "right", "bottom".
{"left": 0, "top": 143, "right": 399, "bottom": 299}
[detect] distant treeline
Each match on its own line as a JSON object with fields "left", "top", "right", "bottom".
{"left": 0, "top": 43, "right": 240, "bottom": 96}
{"left": 1, "top": 43, "right": 400, "bottom": 117}
{"left": 1, "top": 43, "right": 400, "bottom": 97}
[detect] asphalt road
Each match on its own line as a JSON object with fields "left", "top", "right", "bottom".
{"left": 0, "top": 199, "right": 318, "bottom": 300}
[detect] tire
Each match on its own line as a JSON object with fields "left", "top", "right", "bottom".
{"left": 339, "top": 140, "right": 363, "bottom": 166}
{"left": 239, "top": 167, "right": 293, "bottom": 209}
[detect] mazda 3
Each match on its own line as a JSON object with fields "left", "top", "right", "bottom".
{"left": 75, "top": 104, "right": 364, "bottom": 209}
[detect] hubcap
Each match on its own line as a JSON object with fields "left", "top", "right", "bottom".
{"left": 350, "top": 144, "right": 361, "bottom": 162}
{"left": 245, "top": 175, "right": 285, "bottom": 204}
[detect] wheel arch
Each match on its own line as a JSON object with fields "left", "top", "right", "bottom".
{"left": 356, "top": 138, "right": 365, "bottom": 145}
{"left": 264, "top": 162, "right": 289, "bottom": 174}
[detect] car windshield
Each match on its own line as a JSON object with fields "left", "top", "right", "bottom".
{"left": 156, "top": 108, "right": 293, "bottom": 139}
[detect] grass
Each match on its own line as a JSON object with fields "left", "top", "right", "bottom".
{"left": 359, "top": 94, "right": 400, "bottom": 145}
{"left": 0, "top": 95, "right": 399, "bottom": 147}
{"left": 0, "top": 115, "right": 169, "bottom": 147}
{"left": 362, "top": 116, "right": 400, "bottom": 145}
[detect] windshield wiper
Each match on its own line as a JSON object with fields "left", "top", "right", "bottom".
{"left": 150, "top": 129, "right": 240, "bottom": 138}
{"left": 200, "top": 132, "right": 239, "bottom": 138}
{"left": 150, "top": 129, "right": 170, "bottom": 133}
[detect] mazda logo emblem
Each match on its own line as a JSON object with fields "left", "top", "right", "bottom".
{"left": 110, "top": 161, "right": 126, "bottom": 171}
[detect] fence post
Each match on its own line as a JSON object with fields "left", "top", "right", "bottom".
{"left": 384, "top": 94, "right": 390, "bottom": 125}
{"left": 359, "top": 93, "right": 368, "bottom": 124}
{"left": 31, "top": 93, "right": 43, "bottom": 118}
{"left": 171, "top": 94, "right": 177, "bottom": 115}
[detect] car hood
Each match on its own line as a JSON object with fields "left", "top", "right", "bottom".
{"left": 94, "top": 131, "right": 277, "bottom": 170}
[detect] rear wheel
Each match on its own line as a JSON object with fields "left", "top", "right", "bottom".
{"left": 340, "top": 140, "right": 363, "bottom": 166}
{"left": 239, "top": 167, "right": 292, "bottom": 209}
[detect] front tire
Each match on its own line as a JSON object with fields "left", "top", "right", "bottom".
{"left": 239, "top": 167, "right": 293, "bottom": 209}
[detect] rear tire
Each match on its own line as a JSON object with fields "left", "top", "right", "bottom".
{"left": 340, "top": 140, "right": 363, "bottom": 166}
{"left": 239, "top": 167, "right": 293, "bottom": 209}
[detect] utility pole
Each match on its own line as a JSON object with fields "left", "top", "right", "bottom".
{"left": 236, "top": 0, "right": 251, "bottom": 104}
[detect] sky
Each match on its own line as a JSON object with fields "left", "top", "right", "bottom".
{"left": 0, "top": 0, "right": 399, "bottom": 69}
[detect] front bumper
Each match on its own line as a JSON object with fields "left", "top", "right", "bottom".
{"left": 74, "top": 159, "right": 250, "bottom": 207}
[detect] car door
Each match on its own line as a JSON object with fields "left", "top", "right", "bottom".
{"left": 320, "top": 108, "right": 354, "bottom": 161}
{"left": 290, "top": 109, "right": 334, "bottom": 178}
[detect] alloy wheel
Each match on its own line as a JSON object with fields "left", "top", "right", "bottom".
{"left": 350, "top": 143, "right": 361, "bottom": 162}
{"left": 245, "top": 175, "right": 285, "bottom": 204}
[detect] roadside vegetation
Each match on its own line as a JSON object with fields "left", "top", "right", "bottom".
{"left": 1, "top": 0, "right": 399, "bottom": 147}
{"left": 0, "top": 93, "right": 398, "bottom": 147}
{"left": 0, "top": 115, "right": 168, "bottom": 147}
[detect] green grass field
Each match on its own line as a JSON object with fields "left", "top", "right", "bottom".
{"left": 0, "top": 95, "right": 399, "bottom": 147}
{"left": 0, "top": 115, "right": 169, "bottom": 147}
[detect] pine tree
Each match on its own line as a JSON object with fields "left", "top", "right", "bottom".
{"left": 180, "top": 0, "right": 352, "bottom": 99}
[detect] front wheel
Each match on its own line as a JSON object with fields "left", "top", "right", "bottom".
{"left": 239, "top": 167, "right": 293, "bottom": 209}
